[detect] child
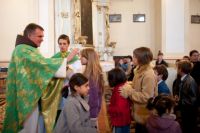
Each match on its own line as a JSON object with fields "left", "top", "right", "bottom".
{"left": 176, "top": 60, "right": 198, "bottom": 133}
{"left": 52, "top": 34, "right": 79, "bottom": 64}
{"left": 54, "top": 73, "right": 97, "bottom": 133}
{"left": 126, "top": 55, "right": 135, "bottom": 81}
{"left": 80, "top": 48, "right": 104, "bottom": 121}
{"left": 146, "top": 94, "right": 182, "bottom": 133}
{"left": 153, "top": 65, "right": 170, "bottom": 94}
{"left": 108, "top": 68, "right": 132, "bottom": 133}
{"left": 172, "top": 59, "right": 182, "bottom": 124}
{"left": 120, "top": 47, "right": 157, "bottom": 133}
{"left": 51, "top": 35, "right": 80, "bottom": 129}
{"left": 156, "top": 50, "right": 168, "bottom": 67}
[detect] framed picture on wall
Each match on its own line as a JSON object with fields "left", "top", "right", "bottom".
{"left": 191, "top": 15, "right": 200, "bottom": 24}
{"left": 133, "top": 14, "right": 145, "bottom": 22}
{"left": 109, "top": 14, "right": 121, "bottom": 23}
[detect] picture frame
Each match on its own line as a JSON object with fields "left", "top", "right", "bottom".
{"left": 109, "top": 14, "right": 121, "bottom": 23}
{"left": 191, "top": 15, "right": 200, "bottom": 24}
{"left": 133, "top": 14, "right": 145, "bottom": 22}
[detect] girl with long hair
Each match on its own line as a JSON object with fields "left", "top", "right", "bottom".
{"left": 80, "top": 48, "right": 104, "bottom": 121}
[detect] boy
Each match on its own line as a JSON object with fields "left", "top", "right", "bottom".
{"left": 153, "top": 65, "right": 170, "bottom": 94}
{"left": 176, "top": 60, "right": 198, "bottom": 133}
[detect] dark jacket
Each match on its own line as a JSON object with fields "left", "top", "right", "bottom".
{"left": 190, "top": 61, "right": 200, "bottom": 107}
{"left": 190, "top": 61, "right": 200, "bottom": 86}
{"left": 179, "top": 74, "right": 198, "bottom": 107}
{"left": 146, "top": 114, "right": 182, "bottom": 133}
{"left": 155, "top": 60, "right": 168, "bottom": 67}
{"left": 172, "top": 75, "right": 181, "bottom": 96}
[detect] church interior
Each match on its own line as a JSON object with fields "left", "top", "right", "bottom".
{"left": 0, "top": 0, "right": 200, "bottom": 132}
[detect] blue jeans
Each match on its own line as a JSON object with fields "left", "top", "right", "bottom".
{"left": 114, "top": 125, "right": 130, "bottom": 133}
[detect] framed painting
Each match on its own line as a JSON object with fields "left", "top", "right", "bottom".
{"left": 191, "top": 15, "right": 200, "bottom": 24}
{"left": 133, "top": 14, "right": 145, "bottom": 22}
{"left": 109, "top": 14, "right": 121, "bottom": 23}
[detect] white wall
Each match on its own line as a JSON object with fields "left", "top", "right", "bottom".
{"left": 0, "top": 0, "right": 38, "bottom": 61}
{"left": 154, "top": 0, "right": 162, "bottom": 54}
{"left": 0, "top": 0, "right": 55, "bottom": 61}
{"left": 109, "top": 0, "right": 200, "bottom": 58}
{"left": 109, "top": 0, "right": 156, "bottom": 56}
{"left": 162, "top": 0, "right": 185, "bottom": 55}
{"left": 187, "top": 0, "right": 200, "bottom": 54}
{"left": 161, "top": 0, "right": 200, "bottom": 58}
{"left": 0, "top": 0, "right": 200, "bottom": 61}
{"left": 55, "top": 0, "right": 73, "bottom": 53}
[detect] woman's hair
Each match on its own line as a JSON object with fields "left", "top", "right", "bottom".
{"left": 80, "top": 48, "right": 104, "bottom": 92}
{"left": 69, "top": 73, "right": 88, "bottom": 96}
{"left": 108, "top": 68, "right": 127, "bottom": 87}
{"left": 153, "top": 65, "right": 168, "bottom": 81}
{"left": 57, "top": 34, "right": 70, "bottom": 44}
{"left": 147, "top": 94, "right": 175, "bottom": 116}
{"left": 133, "top": 47, "right": 153, "bottom": 65}
{"left": 178, "top": 60, "right": 193, "bottom": 74}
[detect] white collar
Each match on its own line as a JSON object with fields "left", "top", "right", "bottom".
{"left": 158, "top": 80, "right": 163, "bottom": 85}
{"left": 181, "top": 74, "right": 187, "bottom": 81}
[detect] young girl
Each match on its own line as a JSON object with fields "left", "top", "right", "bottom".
{"left": 80, "top": 48, "right": 104, "bottom": 121}
{"left": 146, "top": 94, "right": 182, "bottom": 133}
{"left": 120, "top": 47, "right": 157, "bottom": 133}
{"left": 108, "top": 68, "right": 132, "bottom": 133}
{"left": 54, "top": 73, "right": 97, "bottom": 133}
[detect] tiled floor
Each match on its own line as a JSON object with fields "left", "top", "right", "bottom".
{"left": 0, "top": 92, "right": 6, "bottom": 131}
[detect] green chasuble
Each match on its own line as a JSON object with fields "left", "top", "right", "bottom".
{"left": 3, "top": 44, "right": 64, "bottom": 133}
{"left": 52, "top": 51, "right": 79, "bottom": 64}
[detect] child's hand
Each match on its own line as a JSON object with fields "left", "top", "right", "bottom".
{"left": 119, "top": 82, "right": 133, "bottom": 98}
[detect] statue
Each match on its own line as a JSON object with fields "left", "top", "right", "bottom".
{"left": 76, "top": 36, "right": 88, "bottom": 46}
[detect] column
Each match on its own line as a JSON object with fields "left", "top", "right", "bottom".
{"left": 161, "top": 0, "right": 185, "bottom": 56}
{"left": 92, "top": 0, "right": 110, "bottom": 60}
{"left": 54, "top": 0, "right": 72, "bottom": 52}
